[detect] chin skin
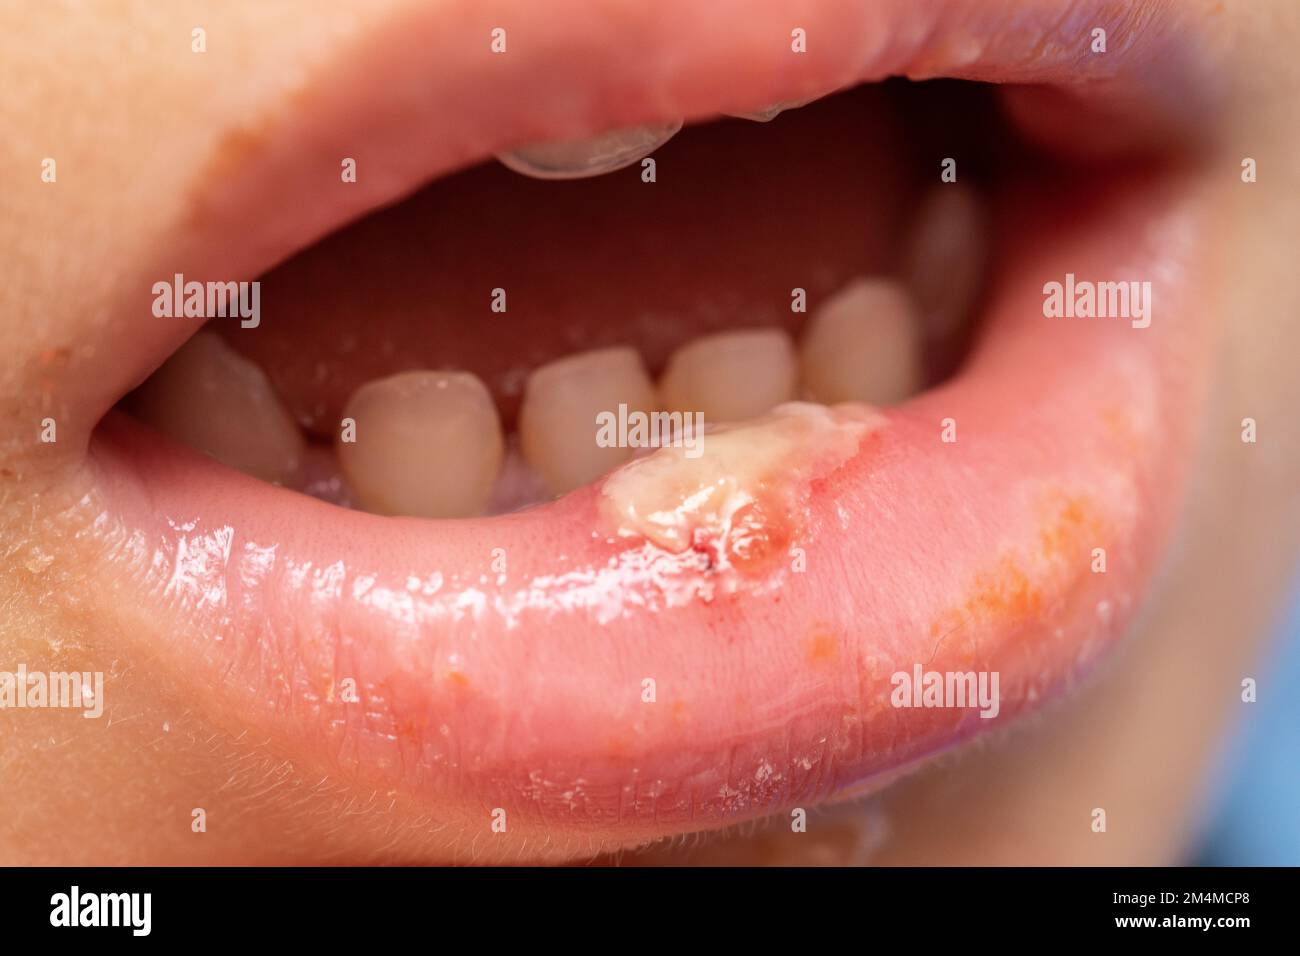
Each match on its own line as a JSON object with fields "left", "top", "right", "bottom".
{"left": 1, "top": 1, "right": 1298, "bottom": 866}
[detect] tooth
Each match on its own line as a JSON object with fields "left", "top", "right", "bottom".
{"left": 725, "top": 105, "right": 786, "bottom": 123}
{"left": 337, "top": 371, "right": 504, "bottom": 518}
{"left": 902, "top": 185, "right": 988, "bottom": 341}
{"left": 658, "top": 328, "right": 798, "bottom": 423}
{"left": 518, "top": 347, "right": 657, "bottom": 495}
{"left": 723, "top": 96, "right": 813, "bottom": 123}
{"left": 496, "top": 121, "right": 683, "bottom": 180}
{"left": 129, "top": 331, "right": 304, "bottom": 484}
{"left": 800, "top": 278, "right": 923, "bottom": 406}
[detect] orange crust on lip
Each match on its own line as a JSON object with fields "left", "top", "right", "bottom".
{"left": 805, "top": 629, "right": 841, "bottom": 666}
{"left": 927, "top": 492, "right": 1106, "bottom": 646}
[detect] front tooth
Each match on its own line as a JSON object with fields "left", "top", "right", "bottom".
{"left": 725, "top": 104, "right": 786, "bottom": 123}
{"left": 518, "top": 347, "right": 657, "bottom": 495}
{"left": 723, "top": 96, "right": 814, "bottom": 123}
{"left": 337, "top": 371, "right": 504, "bottom": 519}
{"left": 496, "top": 121, "right": 683, "bottom": 180}
{"left": 902, "top": 184, "right": 988, "bottom": 341}
{"left": 799, "top": 278, "right": 922, "bottom": 406}
{"left": 658, "top": 328, "right": 798, "bottom": 423}
{"left": 129, "top": 331, "right": 304, "bottom": 484}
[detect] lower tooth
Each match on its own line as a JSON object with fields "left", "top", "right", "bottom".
{"left": 336, "top": 371, "right": 504, "bottom": 519}
{"left": 518, "top": 347, "right": 657, "bottom": 495}
{"left": 658, "top": 328, "right": 798, "bottom": 423}
{"left": 903, "top": 184, "right": 988, "bottom": 341}
{"left": 800, "top": 278, "right": 923, "bottom": 406}
{"left": 129, "top": 331, "right": 304, "bottom": 484}
{"left": 495, "top": 120, "right": 683, "bottom": 180}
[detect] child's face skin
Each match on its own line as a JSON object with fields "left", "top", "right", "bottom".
{"left": 0, "top": 1, "right": 1296, "bottom": 865}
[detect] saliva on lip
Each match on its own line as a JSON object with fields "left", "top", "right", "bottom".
{"left": 598, "top": 402, "right": 886, "bottom": 573}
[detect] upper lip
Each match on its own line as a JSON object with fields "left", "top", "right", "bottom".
{"left": 26, "top": 0, "right": 1218, "bottom": 441}
{"left": 22, "top": 0, "right": 1222, "bottom": 857}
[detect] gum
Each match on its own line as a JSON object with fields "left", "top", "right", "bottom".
{"left": 597, "top": 402, "right": 886, "bottom": 572}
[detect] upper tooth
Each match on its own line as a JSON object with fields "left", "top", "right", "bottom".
{"left": 902, "top": 184, "right": 988, "bottom": 341}
{"left": 723, "top": 95, "right": 814, "bottom": 123}
{"left": 800, "top": 278, "right": 922, "bottom": 406}
{"left": 725, "top": 104, "right": 786, "bottom": 123}
{"left": 129, "top": 331, "right": 304, "bottom": 484}
{"left": 518, "top": 347, "right": 657, "bottom": 495}
{"left": 496, "top": 121, "right": 683, "bottom": 180}
{"left": 658, "top": 328, "right": 798, "bottom": 423}
{"left": 337, "top": 370, "right": 504, "bottom": 519}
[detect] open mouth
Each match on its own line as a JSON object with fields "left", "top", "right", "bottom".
{"left": 29, "top": 0, "right": 1227, "bottom": 859}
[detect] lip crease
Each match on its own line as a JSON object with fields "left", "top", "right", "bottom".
{"left": 30, "top": 0, "right": 1222, "bottom": 852}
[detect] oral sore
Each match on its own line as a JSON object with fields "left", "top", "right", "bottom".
{"left": 598, "top": 402, "right": 886, "bottom": 574}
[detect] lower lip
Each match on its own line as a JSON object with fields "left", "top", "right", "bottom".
{"left": 77, "top": 170, "right": 1211, "bottom": 843}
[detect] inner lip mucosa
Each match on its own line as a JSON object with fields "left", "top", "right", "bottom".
{"left": 122, "top": 79, "right": 1038, "bottom": 520}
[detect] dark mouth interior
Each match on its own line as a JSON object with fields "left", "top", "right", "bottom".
{"left": 217, "top": 80, "right": 1029, "bottom": 435}
{"left": 119, "top": 79, "right": 1092, "bottom": 514}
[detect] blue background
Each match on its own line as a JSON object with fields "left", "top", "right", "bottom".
{"left": 1193, "top": 576, "right": 1300, "bottom": 865}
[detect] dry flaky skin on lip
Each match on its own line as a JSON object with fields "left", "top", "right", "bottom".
{"left": 599, "top": 402, "right": 886, "bottom": 574}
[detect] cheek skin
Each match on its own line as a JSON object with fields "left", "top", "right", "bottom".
{"left": 0, "top": 455, "right": 510, "bottom": 863}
